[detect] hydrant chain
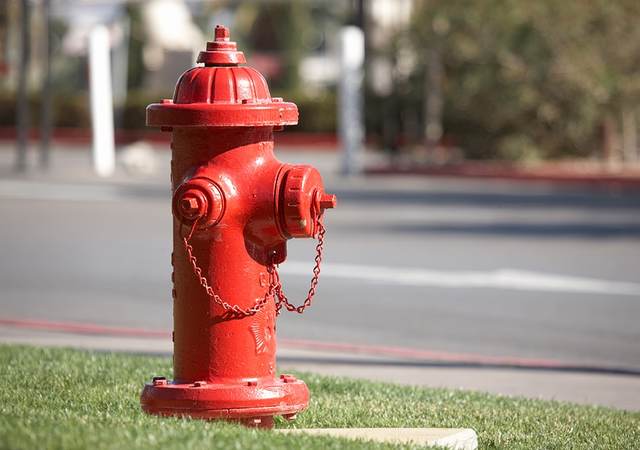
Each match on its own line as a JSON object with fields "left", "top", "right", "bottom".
{"left": 182, "top": 219, "right": 275, "bottom": 317}
{"left": 273, "top": 217, "right": 326, "bottom": 315}
{"left": 183, "top": 217, "right": 326, "bottom": 317}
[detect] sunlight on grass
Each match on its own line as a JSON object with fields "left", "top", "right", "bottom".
{"left": 0, "top": 345, "right": 638, "bottom": 449}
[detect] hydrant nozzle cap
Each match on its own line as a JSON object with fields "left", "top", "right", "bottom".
{"left": 197, "top": 25, "right": 246, "bottom": 66}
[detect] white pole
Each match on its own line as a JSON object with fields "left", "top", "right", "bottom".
{"left": 338, "top": 26, "right": 365, "bottom": 176}
{"left": 89, "top": 25, "right": 115, "bottom": 177}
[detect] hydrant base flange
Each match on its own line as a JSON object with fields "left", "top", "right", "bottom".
{"left": 140, "top": 377, "right": 309, "bottom": 427}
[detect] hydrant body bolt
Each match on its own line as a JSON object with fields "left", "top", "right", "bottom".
{"left": 152, "top": 377, "right": 167, "bottom": 386}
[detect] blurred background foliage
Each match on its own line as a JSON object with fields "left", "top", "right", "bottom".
{"left": 2, "top": 0, "right": 640, "bottom": 162}
{"left": 403, "top": 0, "right": 640, "bottom": 161}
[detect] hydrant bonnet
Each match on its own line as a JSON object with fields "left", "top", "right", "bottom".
{"left": 146, "top": 25, "right": 298, "bottom": 128}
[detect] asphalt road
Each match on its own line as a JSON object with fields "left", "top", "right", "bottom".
{"left": 1, "top": 148, "right": 639, "bottom": 375}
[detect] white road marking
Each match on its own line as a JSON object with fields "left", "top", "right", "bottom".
{"left": 282, "top": 261, "right": 640, "bottom": 296}
{"left": 3, "top": 180, "right": 638, "bottom": 296}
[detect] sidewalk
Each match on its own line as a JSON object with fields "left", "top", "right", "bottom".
{"left": 1, "top": 323, "right": 638, "bottom": 412}
{"left": 0, "top": 142, "right": 348, "bottom": 186}
{"left": 5, "top": 141, "right": 640, "bottom": 190}
{"left": 368, "top": 160, "right": 640, "bottom": 189}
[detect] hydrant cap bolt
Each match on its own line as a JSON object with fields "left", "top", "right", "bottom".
{"left": 319, "top": 193, "right": 337, "bottom": 210}
{"left": 197, "top": 25, "right": 246, "bottom": 66}
{"left": 215, "top": 25, "right": 230, "bottom": 41}
{"left": 179, "top": 194, "right": 203, "bottom": 219}
{"left": 173, "top": 178, "right": 225, "bottom": 228}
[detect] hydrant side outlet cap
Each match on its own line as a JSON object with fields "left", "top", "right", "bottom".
{"left": 146, "top": 26, "right": 298, "bottom": 128}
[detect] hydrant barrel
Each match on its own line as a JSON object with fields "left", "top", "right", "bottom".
{"left": 170, "top": 127, "right": 282, "bottom": 384}
{"left": 140, "top": 26, "right": 335, "bottom": 428}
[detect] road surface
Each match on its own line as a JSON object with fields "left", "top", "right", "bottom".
{"left": 1, "top": 147, "right": 639, "bottom": 409}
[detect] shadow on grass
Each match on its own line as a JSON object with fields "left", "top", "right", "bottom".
{"left": 277, "top": 355, "right": 640, "bottom": 377}
{"left": 386, "top": 221, "right": 640, "bottom": 238}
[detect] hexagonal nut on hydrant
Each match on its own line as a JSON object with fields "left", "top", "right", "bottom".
{"left": 315, "top": 191, "right": 337, "bottom": 211}
{"left": 172, "top": 177, "right": 225, "bottom": 227}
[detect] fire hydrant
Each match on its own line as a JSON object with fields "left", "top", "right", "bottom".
{"left": 140, "top": 26, "right": 336, "bottom": 428}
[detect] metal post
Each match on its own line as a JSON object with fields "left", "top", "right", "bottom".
{"left": 111, "top": 15, "right": 130, "bottom": 121}
{"left": 338, "top": 26, "right": 365, "bottom": 176}
{"left": 40, "top": 0, "right": 52, "bottom": 169}
{"left": 355, "top": 0, "right": 365, "bottom": 29}
{"left": 424, "top": 46, "right": 443, "bottom": 157}
{"left": 88, "top": 24, "right": 116, "bottom": 177}
{"left": 15, "top": 0, "right": 30, "bottom": 172}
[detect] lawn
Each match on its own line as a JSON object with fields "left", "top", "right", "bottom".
{"left": 0, "top": 345, "right": 638, "bottom": 449}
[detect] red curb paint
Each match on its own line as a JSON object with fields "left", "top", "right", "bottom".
{"left": 0, "top": 317, "right": 169, "bottom": 339}
{"left": 0, "top": 316, "right": 567, "bottom": 369}
{"left": 0, "top": 127, "right": 338, "bottom": 150}
{"left": 367, "top": 164, "right": 640, "bottom": 189}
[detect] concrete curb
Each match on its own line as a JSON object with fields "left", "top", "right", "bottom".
{"left": 278, "top": 428, "right": 478, "bottom": 449}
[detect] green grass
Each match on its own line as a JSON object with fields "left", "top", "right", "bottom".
{"left": 0, "top": 345, "right": 638, "bottom": 450}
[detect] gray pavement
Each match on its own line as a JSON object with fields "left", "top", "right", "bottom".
{"left": 1, "top": 144, "right": 639, "bottom": 410}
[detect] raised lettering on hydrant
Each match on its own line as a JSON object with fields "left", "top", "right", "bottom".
{"left": 140, "top": 25, "right": 336, "bottom": 428}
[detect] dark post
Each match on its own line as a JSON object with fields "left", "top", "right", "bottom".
{"left": 355, "top": 0, "right": 365, "bottom": 29}
{"left": 15, "top": 0, "right": 30, "bottom": 172}
{"left": 40, "top": 0, "right": 52, "bottom": 169}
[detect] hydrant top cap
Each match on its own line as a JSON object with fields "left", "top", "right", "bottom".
{"left": 196, "top": 25, "right": 247, "bottom": 66}
{"left": 146, "top": 25, "right": 298, "bottom": 128}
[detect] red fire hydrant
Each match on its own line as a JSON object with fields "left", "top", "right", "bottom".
{"left": 140, "top": 26, "right": 336, "bottom": 428}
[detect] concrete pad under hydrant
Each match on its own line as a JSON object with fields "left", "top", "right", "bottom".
{"left": 277, "top": 428, "right": 478, "bottom": 449}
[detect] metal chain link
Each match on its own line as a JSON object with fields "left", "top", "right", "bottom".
{"left": 271, "top": 217, "right": 326, "bottom": 315}
{"left": 181, "top": 215, "right": 326, "bottom": 317}
{"left": 182, "top": 219, "right": 275, "bottom": 317}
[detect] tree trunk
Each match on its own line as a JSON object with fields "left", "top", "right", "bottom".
{"left": 424, "top": 46, "right": 443, "bottom": 160}
{"left": 622, "top": 107, "right": 638, "bottom": 163}
{"left": 602, "top": 113, "right": 621, "bottom": 170}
